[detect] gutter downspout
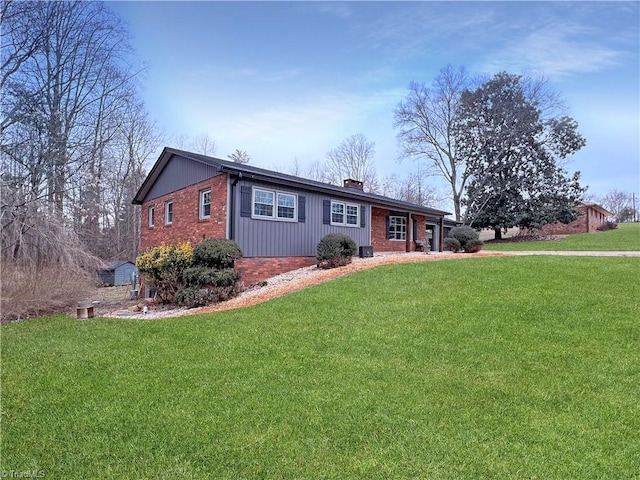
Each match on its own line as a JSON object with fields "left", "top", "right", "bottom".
{"left": 229, "top": 173, "right": 242, "bottom": 241}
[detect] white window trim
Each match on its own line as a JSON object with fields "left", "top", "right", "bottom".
{"left": 199, "top": 188, "right": 211, "bottom": 219}
{"left": 389, "top": 215, "right": 407, "bottom": 241}
{"left": 252, "top": 187, "right": 297, "bottom": 222}
{"left": 165, "top": 200, "right": 173, "bottom": 225}
{"left": 148, "top": 205, "right": 155, "bottom": 227}
{"left": 330, "top": 200, "right": 360, "bottom": 227}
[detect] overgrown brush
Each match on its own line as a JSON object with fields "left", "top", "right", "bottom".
{"left": 1, "top": 264, "right": 96, "bottom": 322}
{"left": 1, "top": 185, "right": 104, "bottom": 322}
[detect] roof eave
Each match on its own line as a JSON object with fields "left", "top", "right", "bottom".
{"left": 133, "top": 147, "right": 452, "bottom": 217}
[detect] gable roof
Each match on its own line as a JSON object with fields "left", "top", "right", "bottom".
{"left": 98, "top": 260, "right": 136, "bottom": 272}
{"left": 133, "top": 147, "right": 451, "bottom": 218}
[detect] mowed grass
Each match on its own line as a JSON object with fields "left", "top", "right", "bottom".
{"left": 484, "top": 222, "right": 640, "bottom": 251}
{"left": 2, "top": 256, "right": 639, "bottom": 479}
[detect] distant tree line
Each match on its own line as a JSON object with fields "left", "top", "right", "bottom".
{"left": 1, "top": 0, "right": 162, "bottom": 318}
{"left": 1, "top": 0, "right": 161, "bottom": 264}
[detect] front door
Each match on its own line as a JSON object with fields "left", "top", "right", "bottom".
{"left": 426, "top": 225, "right": 436, "bottom": 251}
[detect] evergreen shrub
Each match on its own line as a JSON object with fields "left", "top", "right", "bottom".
{"left": 443, "top": 237, "right": 461, "bottom": 253}
{"left": 192, "top": 238, "right": 243, "bottom": 269}
{"left": 444, "top": 226, "right": 484, "bottom": 253}
{"left": 316, "top": 233, "right": 357, "bottom": 269}
{"left": 136, "top": 238, "right": 243, "bottom": 306}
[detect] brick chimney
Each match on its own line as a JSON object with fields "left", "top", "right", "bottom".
{"left": 343, "top": 179, "right": 363, "bottom": 190}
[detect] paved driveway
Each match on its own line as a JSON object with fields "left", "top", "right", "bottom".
{"left": 499, "top": 251, "right": 640, "bottom": 257}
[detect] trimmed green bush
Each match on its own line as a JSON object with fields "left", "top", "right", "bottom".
{"left": 317, "top": 233, "right": 357, "bottom": 269}
{"left": 192, "top": 238, "right": 243, "bottom": 269}
{"left": 445, "top": 225, "right": 484, "bottom": 253}
{"left": 464, "top": 239, "right": 485, "bottom": 253}
{"left": 443, "top": 237, "right": 461, "bottom": 253}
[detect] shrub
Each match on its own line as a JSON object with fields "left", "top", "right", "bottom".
{"left": 316, "top": 233, "right": 357, "bottom": 269}
{"left": 176, "top": 268, "right": 243, "bottom": 307}
{"left": 1, "top": 263, "right": 96, "bottom": 322}
{"left": 192, "top": 238, "right": 243, "bottom": 269}
{"left": 443, "top": 237, "right": 461, "bottom": 253}
{"left": 597, "top": 221, "right": 618, "bottom": 231}
{"left": 136, "top": 242, "right": 194, "bottom": 303}
{"left": 464, "top": 239, "right": 485, "bottom": 253}
{"left": 136, "top": 239, "right": 243, "bottom": 306}
{"left": 445, "top": 226, "right": 484, "bottom": 253}
{"left": 174, "top": 287, "right": 215, "bottom": 308}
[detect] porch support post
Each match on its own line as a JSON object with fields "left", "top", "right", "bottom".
{"left": 406, "top": 213, "right": 412, "bottom": 252}
{"left": 439, "top": 217, "right": 445, "bottom": 252}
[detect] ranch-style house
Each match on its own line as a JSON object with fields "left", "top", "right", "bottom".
{"left": 133, "top": 147, "right": 456, "bottom": 285}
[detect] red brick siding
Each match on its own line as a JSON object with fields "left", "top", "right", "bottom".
{"left": 371, "top": 207, "right": 424, "bottom": 252}
{"left": 538, "top": 205, "right": 607, "bottom": 235}
{"left": 140, "top": 174, "right": 228, "bottom": 251}
{"left": 413, "top": 215, "right": 427, "bottom": 246}
{"left": 236, "top": 256, "right": 317, "bottom": 286}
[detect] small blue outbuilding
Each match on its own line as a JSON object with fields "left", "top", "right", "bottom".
{"left": 97, "top": 261, "right": 138, "bottom": 286}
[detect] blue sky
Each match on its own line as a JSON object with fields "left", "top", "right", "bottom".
{"left": 110, "top": 1, "right": 639, "bottom": 208}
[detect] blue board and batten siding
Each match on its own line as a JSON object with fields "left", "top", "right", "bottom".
{"left": 232, "top": 179, "right": 371, "bottom": 257}
{"left": 145, "top": 155, "right": 221, "bottom": 201}
{"left": 98, "top": 262, "right": 138, "bottom": 286}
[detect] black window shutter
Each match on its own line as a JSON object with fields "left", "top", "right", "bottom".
{"left": 240, "top": 186, "right": 251, "bottom": 217}
{"left": 360, "top": 205, "right": 366, "bottom": 228}
{"left": 298, "top": 196, "right": 306, "bottom": 223}
{"left": 385, "top": 216, "right": 391, "bottom": 239}
{"left": 322, "top": 199, "right": 331, "bottom": 225}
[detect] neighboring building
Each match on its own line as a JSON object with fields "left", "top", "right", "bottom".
{"left": 132, "top": 147, "right": 453, "bottom": 285}
{"left": 538, "top": 202, "right": 613, "bottom": 235}
{"left": 97, "top": 261, "right": 138, "bottom": 286}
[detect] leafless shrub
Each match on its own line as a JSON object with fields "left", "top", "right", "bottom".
{"left": 1, "top": 182, "right": 103, "bottom": 322}
{"left": 1, "top": 264, "right": 95, "bottom": 322}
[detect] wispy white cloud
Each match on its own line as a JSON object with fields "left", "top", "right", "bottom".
{"left": 480, "top": 25, "right": 627, "bottom": 78}
{"left": 181, "top": 85, "right": 408, "bottom": 168}
{"left": 308, "top": 2, "right": 354, "bottom": 20}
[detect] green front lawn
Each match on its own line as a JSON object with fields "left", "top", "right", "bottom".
{"left": 484, "top": 222, "right": 640, "bottom": 251}
{"left": 2, "top": 257, "right": 639, "bottom": 479}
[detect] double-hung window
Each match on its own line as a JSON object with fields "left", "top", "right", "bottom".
{"left": 253, "top": 188, "right": 296, "bottom": 221}
{"left": 148, "top": 206, "right": 155, "bottom": 227}
{"left": 276, "top": 192, "right": 295, "bottom": 219}
{"left": 199, "top": 189, "right": 211, "bottom": 219}
{"left": 165, "top": 200, "right": 173, "bottom": 225}
{"left": 388, "top": 216, "right": 406, "bottom": 240}
{"left": 331, "top": 201, "right": 359, "bottom": 227}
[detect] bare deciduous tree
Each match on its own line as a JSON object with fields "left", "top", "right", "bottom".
{"left": 325, "top": 133, "right": 378, "bottom": 192}
{"left": 379, "top": 165, "right": 446, "bottom": 208}
{"left": 600, "top": 190, "right": 635, "bottom": 222}
{"left": 394, "top": 65, "right": 471, "bottom": 220}
{"left": 1, "top": 1, "right": 143, "bottom": 216}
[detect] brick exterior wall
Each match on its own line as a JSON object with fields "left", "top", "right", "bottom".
{"left": 236, "top": 256, "right": 317, "bottom": 286}
{"left": 538, "top": 205, "right": 607, "bottom": 235}
{"left": 413, "top": 215, "right": 427, "bottom": 247}
{"left": 371, "top": 207, "right": 425, "bottom": 253}
{"left": 139, "top": 174, "right": 228, "bottom": 251}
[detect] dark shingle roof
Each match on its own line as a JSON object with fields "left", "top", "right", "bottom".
{"left": 133, "top": 147, "right": 452, "bottom": 218}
